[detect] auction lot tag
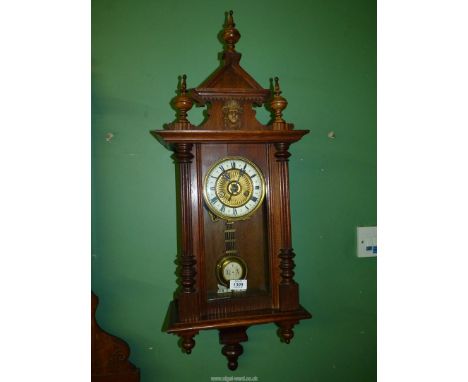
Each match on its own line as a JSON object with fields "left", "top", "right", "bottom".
{"left": 230, "top": 279, "right": 247, "bottom": 291}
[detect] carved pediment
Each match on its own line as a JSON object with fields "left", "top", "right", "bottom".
{"left": 165, "top": 11, "right": 292, "bottom": 132}
{"left": 193, "top": 55, "right": 270, "bottom": 105}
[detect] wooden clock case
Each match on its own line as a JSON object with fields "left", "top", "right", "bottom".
{"left": 152, "top": 11, "right": 312, "bottom": 370}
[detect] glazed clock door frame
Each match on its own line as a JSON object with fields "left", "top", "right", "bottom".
{"left": 198, "top": 143, "right": 275, "bottom": 316}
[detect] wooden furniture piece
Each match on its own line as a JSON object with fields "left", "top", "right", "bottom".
{"left": 91, "top": 292, "right": 140, "bottom": 382}
{"left": 152, "top": 11, "right": 312, "bottom": 370}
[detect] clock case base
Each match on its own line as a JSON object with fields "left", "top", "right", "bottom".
{"left": 164, "top": 300, "right": 311, "bottom": 370}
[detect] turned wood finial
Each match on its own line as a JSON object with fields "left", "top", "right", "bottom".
{"left": 223, "top": 10, "right": 241, "bottom": 52}
{"left": 277, "top": 321, "right": 297, "bottom": 344}
{"left": 274, "top": 76, "right": 281, "bottom": 96}
{"left": 270, "top": 77, "right": 288, "bottom": 125}
{"left": 180, "top": 74, "right": 187, "bottom": 94}
{"left": 180, "top": 332, "right": 197, "bottom": 354}
{"left": 173, "top": 74, "right": 193, "bottom": 126}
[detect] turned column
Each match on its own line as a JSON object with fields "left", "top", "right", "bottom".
{"left": 168, "top": 74, "right": 199, "bottom": 322}
{"left": 269, "top": 77, "right": 299, "bottom": 312}
{"left": 173, "top": 142, "right": 199, "bottom": 322}
{"left": 274, "top": 142, "right": 299, "bottom": 312}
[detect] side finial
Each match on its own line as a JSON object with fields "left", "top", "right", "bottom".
{"left": 222, "top": 10, "right": 241, "bottom": 52}
{"left": 171, "top": 74, "right": 193, "bottom": 128}
{"left": 180, "top": 74, "right": 187, "bottom": 94}
{"left": 274, "top": 77, "right": 282, "bottom": 96}
{"left": 227, "top": 10, "right": 235, "bottom": 27}
{"left": 270, "top": 76, "right": 288, "bottom": 128}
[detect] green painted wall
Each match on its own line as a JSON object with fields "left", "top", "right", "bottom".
{"left": 92, "top": 0, "right": 376, "bottom": 381}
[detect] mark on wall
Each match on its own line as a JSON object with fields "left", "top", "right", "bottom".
{"left": 105, "top": 132, "right": 114, "bottom": 142}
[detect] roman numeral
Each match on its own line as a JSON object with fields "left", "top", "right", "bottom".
{"left": 210, "top": 196, "right": 218, "bottom": 204}
{"left": 219, "top": 165, "right": 225, "bottom": 172}
{"left": 220, "top": 205, "right": 226, "bottom": 212}
{"left": 251, "top": 196, "right": 258, "bottom": 202}
{"left": 231, "top": 161, "right": 236, "bottom": 169}
{"left": 239, "top": 163, "right": 247, "bottom": 176}
{"left": 251, "top": 174, "right": 257, "bottom": 178}
{"left": 255, "top": 186, "right": 260, "bottom": 190}
{"left": 233, "top": 208, "right": 237, "bottom": 216}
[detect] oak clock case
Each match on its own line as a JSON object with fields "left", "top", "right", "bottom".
{"left": 152, "top": 11, "right": 312, "bottom": 370}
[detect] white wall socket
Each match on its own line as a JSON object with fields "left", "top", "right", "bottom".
{"left": 357, "top": 226, "right": 377, "bottom": 258}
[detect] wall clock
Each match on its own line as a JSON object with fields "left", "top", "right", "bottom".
{"left": 152, "top": 11, "right": 312, "bottom": 370}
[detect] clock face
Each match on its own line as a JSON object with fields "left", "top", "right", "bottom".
{"left": 216, "top": 256, "right": 248, "bottom": 287}
{"left": 203, "top": 156, "right": 266, "bottom": 221}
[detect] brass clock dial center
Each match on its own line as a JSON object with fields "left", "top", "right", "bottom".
{"left": 216, "top": 169, "right": 253, "bottom": 207}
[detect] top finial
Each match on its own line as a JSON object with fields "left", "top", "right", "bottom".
{"left": 222, "top": 10, "right": 241, "bottom": 52}
{"left": 227, "top": 10, "right": 234, "bottom": 26}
